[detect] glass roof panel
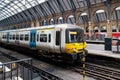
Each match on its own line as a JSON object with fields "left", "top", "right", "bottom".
{"left": 17, "top": 2, "right": 23, "bottom": 7}
{"left": 26, "top": 4, "right": 31, "bottom": 9}
{"left": 29, "top": 1, "right": 36, "bottom": 7}
{"left": 0, "top": 0, "right": 47, "bottom": 21}
{"left": 0, "top": 5, "right": 3, "bottom": 8}
{"left": 90, "top": 0, "right": 95, "bottom": 4}
{"left": 10, "top": 3, "right": 14, "bottom": 6}
{"left": 73, "top": 0, "right": 79, "bottom": 8}
{"left": 17, "top": 8, "right": 22, "bottom": 12}
{"left": 4, "top": 0, "right": 11, "bottom": 3}
{"left": 10, "top": 7, "right": 15, "bottom": 11}
{"left": 1, "top": 2, "right": 6, "bottom": 5}
{"left": 14, "top": 0, "right": 19, "bottom": 4}
{"left": 12, "top": 4, "right": 18, "bottom": 9}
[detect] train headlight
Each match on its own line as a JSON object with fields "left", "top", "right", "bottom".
{"left": 72, "top": 48, "right": 76, "bottom": 53}
{"left": 73, "top": 48, "right": 76, "bottom": 51}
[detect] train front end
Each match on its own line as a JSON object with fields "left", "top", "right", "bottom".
{"left": 65, "top": 27, "right": 87, "bottom": 62}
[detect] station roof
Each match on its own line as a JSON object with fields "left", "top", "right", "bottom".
{"left": 0, "top": 0, "right": 119, "bottom": 27}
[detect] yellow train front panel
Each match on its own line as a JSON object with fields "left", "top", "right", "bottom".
{"left": 65, "top": 42, "right": 86, "bottom": 54}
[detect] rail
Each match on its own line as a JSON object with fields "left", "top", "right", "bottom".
{"left": 72, "top": 62, "right": 120, "bottom": 80}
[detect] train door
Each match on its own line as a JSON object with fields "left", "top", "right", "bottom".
{"left": 30, "top": 30, "right": 36, "bottom": 48}
{"left": 6, "top": 32, "right": 9, "bottom": 43}
{"left": 54, "top": 30, "right": 61, "bottom": 53}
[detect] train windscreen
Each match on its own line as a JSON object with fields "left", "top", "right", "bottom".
{"left": 66, "top": 28, "right": 85, "bottom": 43}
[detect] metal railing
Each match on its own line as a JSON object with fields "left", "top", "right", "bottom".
{"left": 0, "top": 58, "right": 33, "bottom": 80}
{"left": 0, "top": 51, "right": 63, "bottom": 80}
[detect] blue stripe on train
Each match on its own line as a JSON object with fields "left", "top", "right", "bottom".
{"left": 6, "top": 32, "right": 9, "bottom": 43}
{"left": 30, "top": 29, "right": 36, "bottom": 48}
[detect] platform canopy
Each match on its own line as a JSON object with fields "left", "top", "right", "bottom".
{"left": 0, "top": 0, "right": 116, "bottom": 27}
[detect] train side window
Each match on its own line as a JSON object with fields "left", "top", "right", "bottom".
{"left": 40, "top": 34, "right": 47, "bottom": 42}
{"left": 2, "top": 35, "right": 4, "bottom": 39}
{"left": 37, "top": 34, "right": 39, "bottom": 41}
{"left": 9, "top": 35, "right": 11, "bottom": 40}
{"left": 13, "top": 35, "right": 15, "bottom": 40}
{"left": 25, "top": 34, "right": 29, "bottom": 41}
{"left": 4, "top": 35, "right": 6, "bottom": 39}
{"left": 10, "top": 35, "right": 12, "bottom": 40}
{"left": 56, "top": 31, "right": 60, "bottom": 45}
{"left": 48, "top": 34, "right": 51, "bottom": 42}
{"left": 20, "top": 34, "right": 24, "bottom": 40}
{"left": 30, "top": 33, "right": 32, "bottom": 42}
{"left": 16, "top": 35, "right": 19, "bottom": 40}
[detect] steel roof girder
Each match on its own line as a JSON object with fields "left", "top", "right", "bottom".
{"left": 26, "top": 0, "right": 38, "bottom": 19}
{"left": 33, "top": 6, "right": 42, "bottom": 18}
{"left": 85, "top": 0, "right": 91, "bottom": 21}
{"left": 105, "top": 0, "right": 111, "bottom": 20}
{"left": 38, "top": 4, "right": 48, "bottom": 17}
{"left": 55, "top": 0, "right": 64, "bottom": 12}
{"left": 14, "top": 14, "right": 22, "bottom": 23}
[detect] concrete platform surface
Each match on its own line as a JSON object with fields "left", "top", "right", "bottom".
{"left": 87, "top": 44, "right": 120, "bottom": 59}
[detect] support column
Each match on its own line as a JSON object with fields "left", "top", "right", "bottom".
{"left": 35, "top": 18, "right": 39, "bottom": 27}
{"left": 106, "top": 0, "right": 112, "bottom": 38}
{"left": 76, "top": 21, "right": 79, "bottom": 25}
{"left": 88, "top": 21, "right": 93, "bottom": 39}
{"left": 54, "top": 17, "right": 58, "bottom": 24}
{"left": 62, "top": 13, "right": 66, "bottom": 23}
{"left": 98, "top": 22, "right": 101, "bottom": 33}
{"left": 46, "top": 19, "right": 49, "bottom": 25}
{"left": 119, "top": 22, "right": 120, "bottom": 32}
{"left": 16, "top": 25, "right": 19, "bottom": 29}
{"left": 116, "top": 20, "right": 119, "bottom": 32}
{"left": 31, "top": 21, "right": 34, "bottom": 28}
{"left": 116, "top": 23, "right": 119, "bottom": 32}
{"left": 76, "top": 13, "right": 79, "bottom": 25}
{"left": 106, "top": 20, "right": 112, "bottom": 37}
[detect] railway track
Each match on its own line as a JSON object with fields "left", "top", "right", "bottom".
{"left": 72, "top": 62, "right": 120, "bottom": 80}
{"left": 1, "top": 45, "right": 120, "bottom": 80}
{"left": 0, "top": 47, "right": 63, "bottom": 80}
{"left": 0, "top": 46, "right": 97, "bottom": 80}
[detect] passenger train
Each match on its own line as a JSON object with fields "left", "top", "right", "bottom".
{"left": 0, "top": 24, "right": 87, "bottom": 62}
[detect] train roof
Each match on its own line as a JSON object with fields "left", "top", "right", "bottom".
{"left": 0, "top": 24, "right": 81, "bottom": 32}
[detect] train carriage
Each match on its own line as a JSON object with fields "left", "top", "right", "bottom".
{"left": 0, "top": 24, "right": 87, "bottom": 62}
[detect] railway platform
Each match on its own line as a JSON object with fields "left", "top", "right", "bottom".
{"left": 87, "top": 43, "right": 120, "bottom": 59}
